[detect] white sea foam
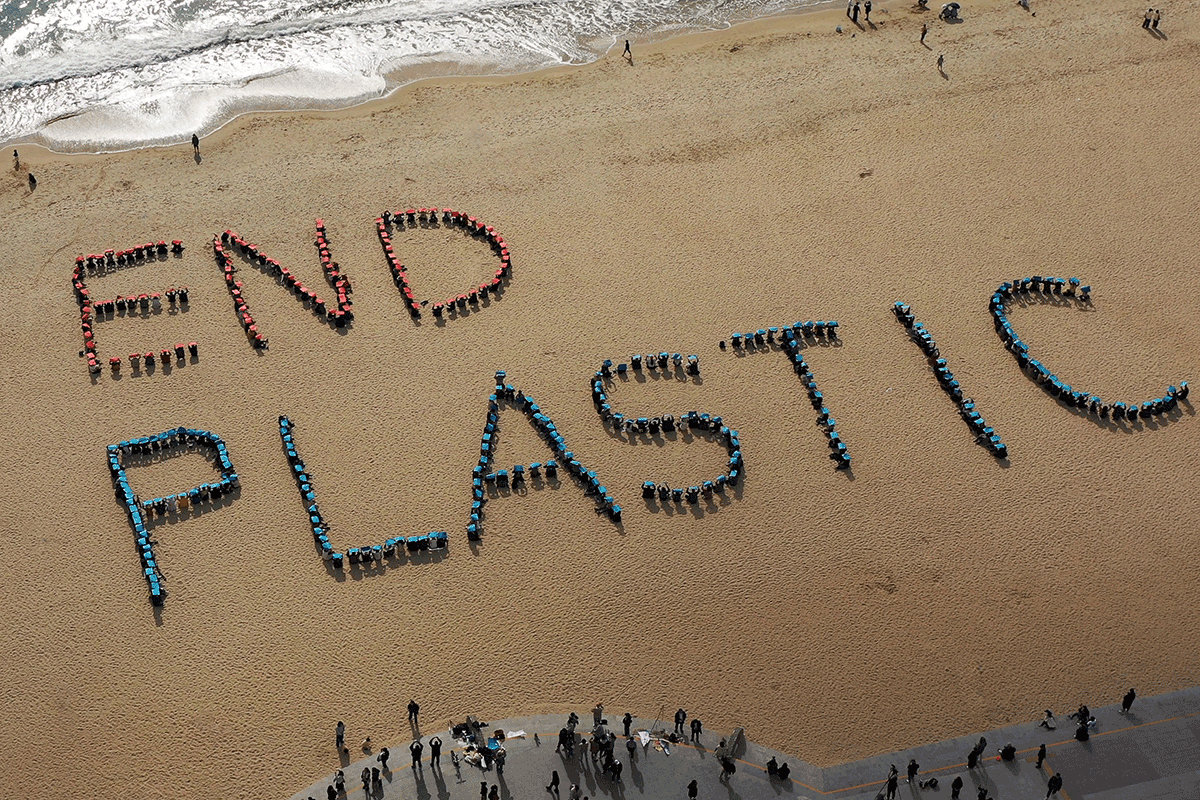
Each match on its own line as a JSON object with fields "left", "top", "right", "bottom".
{"left": 0, "top": 0, "right": 810, "bottom": 152}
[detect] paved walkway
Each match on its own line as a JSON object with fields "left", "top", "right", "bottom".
{"left": 289, "top": 689, "right": 1200, "bottom": 800}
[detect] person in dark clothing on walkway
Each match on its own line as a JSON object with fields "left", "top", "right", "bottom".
{"left": 950, "top": 775, "right": 964, "bottom": 799}
{"left": 1121, "top": 688, "right": 1137, "bottom": 713}
{"left": 1036, "top": 743, "right": 1046, "bottom": 768}
{"left": 690, "top": 718, "right": 703, "bottom": 743}
{"left": 378, "top": 746, "right": 390, "bottom": 770}
{"left": 1046, "top": 772, "right": 1064, "bottom": 798}
{"left": 687, "top": 778, "right": 699, "bottom": 799}
{"left": 999, "top": 743, "right": 1016, "bottom": 762}
{"left": 547, "top": 769, "right": 561, "bottom": 793}
{"left": 766, "top": 757, "right": 778, "bottom": 777}
{"left": 1075, "top": 722, "right": 1090, "bottom": 741}
{"left": 885, "top": 764, "right": 899, "bottom": 800}
{"left": 407, "top": 699, "right": 420, "bottom": 725}
{"left": 430, "top": 736, "right": 442, "bottom": 766}
{"left": 777, "top": 762, "right": 791, "bottom": 780}
{"left": 361, "top": 767, "right": 370, "bottom": 792}
{"left": 674, "top": 709, "right": 687, "bottom": 736}
{"left": 907, "top": 758, "right": 919, "bottom": 783}
{"left": 410, "top": 739, "right": 424, "bottom": 769}
{"left": 622, "top": 712, "right": 633, "bottom": 736}
{"left": 480, "top": 780, "right": 488, "bottom": 799}
{"left": 977, "top": 788, "right": 991, "bottom": 800}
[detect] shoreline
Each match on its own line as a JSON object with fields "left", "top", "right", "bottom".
{"left": 1, "top": 0, "right": 912, "bottom": 160}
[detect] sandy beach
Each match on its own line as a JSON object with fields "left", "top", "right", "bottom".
{"left": 2, "top": 0, "right": 1199, "bottom": 797}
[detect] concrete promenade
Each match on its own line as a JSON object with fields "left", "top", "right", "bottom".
{"left": 289, "top": 688, "right": 1200, "bottom": 800}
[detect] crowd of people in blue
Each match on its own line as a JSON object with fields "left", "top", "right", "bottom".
{"left": 587, "top": 354, "right": 746, "bottom": 505}
{"left": 726, "top": 321, "right": 851, "bottom": 469}
{"left": 894, "top": 301, "right": 1008, "bottom": 458}
{"left": 375, "top": 207, "right": 511, "bottom": 320}
{"left": 472, "top": 371, "right": 620, "bottom": 540}
{"left": 72, "top": 240, "right": 189, "bottom": 375}
{"left": 108, "top": 427, "right": 240, "bottom": 605}
{"left": 215, "top": 219, "right": 355, "bottom": 351}
{"left": 278, "top": 415, "right": 449, "bottom": 570}
{"left": 991, "top": 277, "right": 1188, "bottom": 420}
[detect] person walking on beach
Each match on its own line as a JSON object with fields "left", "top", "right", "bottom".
{"left": 622, "top": 39, "right": 632, "bottom": 61}
{"left": 1142, "top": 7, "right": 1153, "bottom": 27}
{"left": 674, "top": 709, "right": 687, "bottom": 737}
{"left": 852, "top": 1, "right": 861, "bottom": 22}
{"left": 885, "top": 764, "right": 899, "bottom": 800}
{"left": 1152, "top": 9, "right": 1161, "bottom": 28}
{"left": 1121, "top": 687, "right": 1137, "bottom": 713}
{"left": 407, "top": 698, "right": 420, "bottom": 726}
{"left": 191, "top": 133, "right": 200, "bottom": 155}
{"left": 547, "top": 769, "right": 561, "bottom": 794}
{"left": 937, "top": 52, "right": 945, "bottom": 71}
{"left": 1046, "top": 772, "right": 1064, "bottom": 798}
{"left": 921, "top": 23, "right": 928, "bottom": 43}
{"left": 950, "top": 775, "right": 964, "bottom": 799}
{"left": 27, "top": 172, "right": 36, "bottom": 191}
{"left": 430, "top": 735, "right": 443, "bottom": 767}
{"left": 865, "top": 0, "right": 873, "bottom": 21}
{"left": 906, "top": 758, "right": 920, "bottom": 784}
{"left": 687, "top": 778, "right": 699, "bottom": 799}
{"left": 1036, "top": 743, "right": 1047, "bottom": 768}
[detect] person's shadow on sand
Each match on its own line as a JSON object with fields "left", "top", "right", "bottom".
{"left": 194, "top": 151, "right": 202, "bottom": 164}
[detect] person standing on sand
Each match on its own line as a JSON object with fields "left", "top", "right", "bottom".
{"left": 852, "top": 1, "right": 861, "bottom": 22}
{"left": 865, "top": 0, "right": 873, "bottom": 21}
{"left": 336, "top": 721, "right": 346, "bottom": 751}
{"left": 1152, "top": 10, "right": 1160, "bottom": 29}
{"left": 1142, "top": 7, "right": 1152, "bottom": 27}
{"left": 27, "top": 172, "right": 36, "bottom": 191}
{"left": 407, "top": 698, "right": 420, "bottom": 726}
{"left": 921, "top": 23, "right": 928, "bottom": 43}
{"left": 937, "top": 52, "right": 945, "bottom": 70}
{"left": 847, "top": 0, "right": 853, "bottom": 17}
{"left": 191, "top": 133, "right": 200, "bottom": 155}
{"left": 623, "top": 39, "right": 632, "bottom": 58}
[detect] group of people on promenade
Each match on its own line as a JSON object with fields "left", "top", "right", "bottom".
{"left": 882, "top": 688, "right": 1137, "bottom": 800}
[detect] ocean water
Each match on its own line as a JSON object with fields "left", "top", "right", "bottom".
{"left": 0, "top": 0, "right": 810, "bottom": 152}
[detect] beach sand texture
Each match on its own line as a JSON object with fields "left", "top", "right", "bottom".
{"left": 2, "top": 0, "right": 1199, "bottom": 797}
